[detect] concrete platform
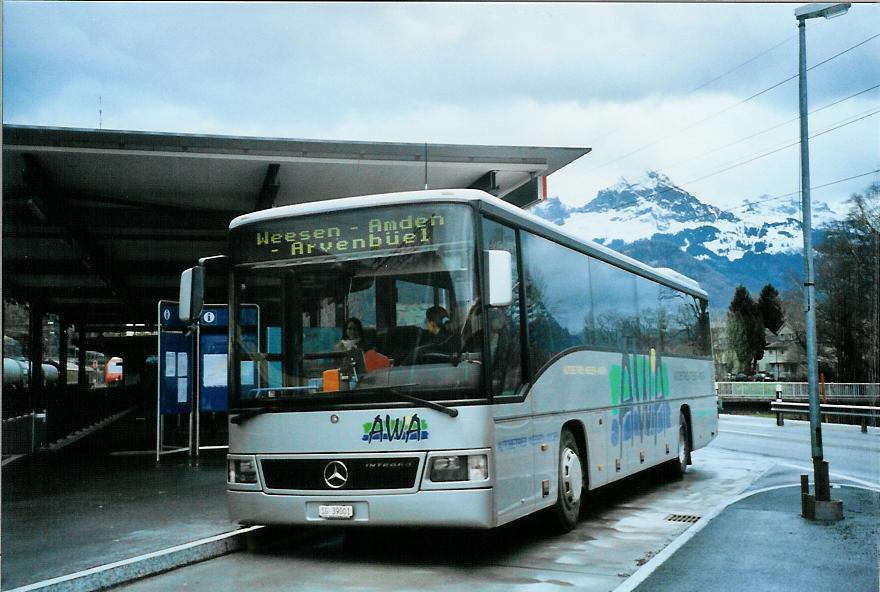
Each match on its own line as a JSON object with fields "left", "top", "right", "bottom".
{"left": 1, "top": 408, "right": 240, "bottom": 591}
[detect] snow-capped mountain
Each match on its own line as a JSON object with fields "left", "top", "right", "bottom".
{"left": 531, "top": 171, "right": 840, "bottom": 309}
{"left": 535, "top": 171, "right": 837, "bottom": 262}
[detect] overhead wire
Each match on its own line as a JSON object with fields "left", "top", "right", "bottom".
{"left": 586, "top": 32, "right": 880, "bottom": 175}
{"left": 733, "top": 170, "right": 880, "bottom": 213}
{"left": 677, "top": 108, "right": 880, "bottom": 188}
{"left": 586, "top": 34, "right": 796, "bottom": 146}
{"left": 685, "top": 35, "right": 796, "bottom": 96}
{"left": 621, "top": 83, "right": 880, "bottom": 187}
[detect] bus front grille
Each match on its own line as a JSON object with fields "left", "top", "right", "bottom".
{"left": 260, "top": 457, "right": 420, "bottom": 491}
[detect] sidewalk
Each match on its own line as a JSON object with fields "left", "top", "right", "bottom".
{"left": 625, "top": 477, "right": 880, "bottom": 592}
{"left": 1, "top": 409, "right": 237, "bottom": 591}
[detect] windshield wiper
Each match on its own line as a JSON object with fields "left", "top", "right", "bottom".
{"left": 386, "top": 386, "right": 458, "bottom": 418}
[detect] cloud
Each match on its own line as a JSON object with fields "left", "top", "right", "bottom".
{"left": 3, "top": 2, "right": 877, "bottom": 211}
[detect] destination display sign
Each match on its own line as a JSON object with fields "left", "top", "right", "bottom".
{"left": 231, "top": 203, "right": 470, "bottom": 264}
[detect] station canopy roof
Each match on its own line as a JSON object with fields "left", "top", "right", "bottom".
{"left": 2, "top": 125, "right": 589, "bottom": 329}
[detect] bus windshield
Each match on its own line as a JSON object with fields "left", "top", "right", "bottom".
{"left": 230, "top": 203, "right": 484, "bottom": 410}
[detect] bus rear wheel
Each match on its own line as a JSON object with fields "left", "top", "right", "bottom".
{"left": 552, "top": 428, "right": 584, "bottom": 533}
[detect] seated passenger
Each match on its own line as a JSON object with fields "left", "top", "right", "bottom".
{"left": 336, "top": 317, "right": 389, "bottom": 373}
{"left": 336, "top": 317, "right": 365, "bottom": 351}
{"left": 406, "top": 306, "right": 459, "bottom": 363}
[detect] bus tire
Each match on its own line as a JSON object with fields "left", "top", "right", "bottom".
{"left": 552, "top": 428, "right": 584, "bottom": 533}
{"left": 668, "top": 411, "right": 691, "bottom": 479}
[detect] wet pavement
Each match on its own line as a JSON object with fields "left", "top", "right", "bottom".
{"left": 3, "top": 416, "right": 878, "bottom": 592}
{"left": 1, "top": 408, "right": 234, "bottom": 591}
{"left": 99, "top": 447, "right": 784, "bottom": 592}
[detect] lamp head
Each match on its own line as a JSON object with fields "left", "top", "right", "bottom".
{"left": 795, "top": 3, "right": 851, "bottom": 20}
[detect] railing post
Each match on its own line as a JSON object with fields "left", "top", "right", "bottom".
{"left": 776, "top": 384, "right": 784, "bottom": 426}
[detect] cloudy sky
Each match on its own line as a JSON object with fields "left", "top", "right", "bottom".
{"left": 4, "top": 2, "right": 878, "bottom": 213}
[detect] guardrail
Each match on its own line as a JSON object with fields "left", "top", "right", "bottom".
{"left": 717, "top": 382, "right": 880, "bottom": 403}
{"left": 770, "top": 400, "right": 880, "bottom": 432}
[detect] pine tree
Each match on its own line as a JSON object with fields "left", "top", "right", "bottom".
{"left": 757, "top": 284, "right": 785, "bottom": 334}
{"left": 727, "top": 285, "right": 766, "bottom": 374}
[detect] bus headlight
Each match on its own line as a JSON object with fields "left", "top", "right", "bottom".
{"left": 429, "top": 454, "right": 488, "bottom": 482}
{"left": 228, "top": 457, "right": 258, "bottom": 484}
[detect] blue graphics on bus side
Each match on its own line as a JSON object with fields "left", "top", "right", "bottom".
{"left": 609, "top": 349, "right": 673, "bottom": 452}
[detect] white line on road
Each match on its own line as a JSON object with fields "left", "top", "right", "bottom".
{"left": 774, "top": 461, "right": 880, "bottom": 490}
{"left": 720, "top": 429, "right": 782, "bottom": 439}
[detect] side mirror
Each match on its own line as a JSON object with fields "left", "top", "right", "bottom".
{"left": 179, "top": 266, "right": 205, "bottom": 323}
{"left": 485, "top": 250, "right": 512, "bottom": 307}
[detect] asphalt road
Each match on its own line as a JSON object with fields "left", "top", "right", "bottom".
{"left": 110, "top": 416, "right": 878, "bottom": 592}
{"left": 714, "top": 413, "right": 880, "bottom": 488}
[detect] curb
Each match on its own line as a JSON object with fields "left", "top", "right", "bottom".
{"left": 6, "top": 526, "right": 263, "bottom": 592}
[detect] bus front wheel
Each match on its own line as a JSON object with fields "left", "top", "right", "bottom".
{"left": 552, "top": 428, "right": 584, "bottom": 533}
{"left": 667, "top": 411, "right": 691, "bottom": 479}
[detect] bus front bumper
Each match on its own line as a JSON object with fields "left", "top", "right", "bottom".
{"left": 228, "top": 488, "right": 495, "bottom": 528}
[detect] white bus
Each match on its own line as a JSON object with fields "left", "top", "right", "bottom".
{"left": 180, "top": 189, "right": 717, "bottom": 532}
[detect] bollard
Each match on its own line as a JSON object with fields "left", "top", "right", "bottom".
{"left": 800, "top": 474, "right": 814, "bottom": 519}
{"left": 862, "top": 417, "right": 867, "bottom": 433}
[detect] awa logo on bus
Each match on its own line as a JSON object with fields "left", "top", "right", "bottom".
{"left": 362, "top": 414, "right": 429, "bottom": 444}
{"left": 609, "top": 348, "right": 672, "bottom": 450}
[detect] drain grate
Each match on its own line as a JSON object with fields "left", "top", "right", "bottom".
{"left": 665, "top": 514, "right": 701, "bottom": 523}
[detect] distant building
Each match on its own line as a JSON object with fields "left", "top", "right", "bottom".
{"left": 710, "top": 322, "right": 731, "bottom": 379}
{"left": 758, "top": 322, "right": 805, "bottom": 380}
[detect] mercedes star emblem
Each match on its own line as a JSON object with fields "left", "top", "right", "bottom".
{"left": 323, "top": 460, "right": 348, "bottom": 489}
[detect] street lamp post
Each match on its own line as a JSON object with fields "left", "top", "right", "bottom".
{"left": 795, "top": 2, "right": 850, "bottom": 521}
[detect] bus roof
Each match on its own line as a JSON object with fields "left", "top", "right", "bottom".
{"left": 229, "top": 189, "right": 708, "bottom": 300}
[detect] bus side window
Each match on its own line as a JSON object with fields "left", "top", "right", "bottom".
{"left": 521, "top": 232, "right": 593, "bottom": 373}
{"left": 587, "top": 257, "right": 638, "bottom": 353}
{"left": 636, "top": 277, "right": 661, "bottom": 354}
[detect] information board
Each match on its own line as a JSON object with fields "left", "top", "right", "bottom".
{"left": 198, "top": 304, "right": 259, "bottom": 412}
{"left": 158, "top": 302, "right": 193, "bottom": 415}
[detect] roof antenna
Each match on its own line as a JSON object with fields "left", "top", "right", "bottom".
{"left": 424, "top": 141, "right": 429, "bottom": 190}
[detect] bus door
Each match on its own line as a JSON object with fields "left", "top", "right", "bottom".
{"left": 493, "top": 404, "right": 536, "bottom": 523}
